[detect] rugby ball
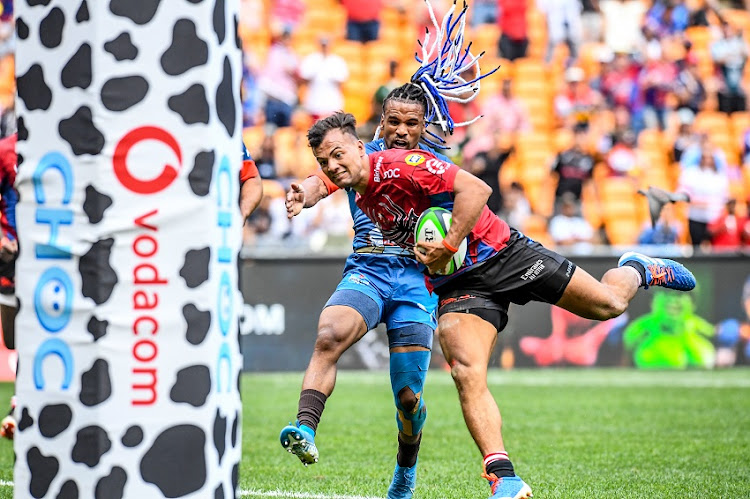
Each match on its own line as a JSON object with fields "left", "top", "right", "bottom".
{"left": 414, "top": 207, "right": 467, "bottom": 275}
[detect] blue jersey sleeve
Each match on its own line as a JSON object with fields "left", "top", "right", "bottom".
{"left": 365, "top": 139, "right": 384, "bottom": 154}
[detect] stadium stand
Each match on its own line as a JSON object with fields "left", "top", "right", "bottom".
{"left": 231, "top": 0, "right": 750, "bottom": 249}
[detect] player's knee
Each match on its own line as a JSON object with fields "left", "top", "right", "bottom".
{"left": 397, "top": 386, "right": 419, "bottom": 413}
{"left": 449, "top": 360, "right": 485, "bottom": 393}
{"left": 314, "top": 321, "right": 350, "bottom": 355}
{"left": 595, "top": 297, "right": 628, "bottom": 320}
{"left": 390, "top": 350, "right": 430, "bottom": 435}
{"left": 395, "top": 388, "right": 427, "bottom": 437}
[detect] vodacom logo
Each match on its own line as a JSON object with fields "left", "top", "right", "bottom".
{"left": 114, "top": 126, "right": 182, "bottom": 194}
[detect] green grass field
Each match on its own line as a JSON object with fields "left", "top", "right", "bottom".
{"left": 0, "top": 369, "right": 748, "bottom": 498}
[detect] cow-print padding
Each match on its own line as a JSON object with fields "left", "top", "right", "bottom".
{"left": 16, "top": 1, "right": 243, "bottom": 496}
{"left": 61, "top": 43, "right": 92, "bottom": 90}
{"left": 38, "top": 404, "right": 72, "bottom": 438}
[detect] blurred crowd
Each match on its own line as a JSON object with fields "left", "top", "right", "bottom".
{"left": 238, "top": 0, "right": 750, "bottom": 253}
{"left": 5, "top": 0, "right": 749, "bottom": 251}
{"left": 0, "top": 1, "right": 14, "bottom": 141}
{"left": 240, "top": 0, "right": 750, "bottom": 252}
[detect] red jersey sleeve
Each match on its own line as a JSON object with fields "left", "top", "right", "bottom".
{"left": 310, "top": 168, "right": 340, "bottom": 196}
{"left": 240, "top": 159, "right": 259, "bottom": 183}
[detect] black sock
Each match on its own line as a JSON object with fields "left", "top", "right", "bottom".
{"left": 297, "top": 389, "right": 327, "bottom": 433}
{"left": 623, "top": 261, "right": 647, "bottom": 287}
{"left": 397, "top": 433, "right": 421, "bottom": 468}
{"left": 486, "top": 459, "right": 515, "bottom": 478}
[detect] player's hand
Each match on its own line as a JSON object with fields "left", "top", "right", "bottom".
{"left": 285, "top": 183, "right": 306, "bottom": 219}
{"left": 0, "top": 237, "right": 17, "bottom": 263}
{"left": 414, "top": 241, "right": 453, "bottom": 275}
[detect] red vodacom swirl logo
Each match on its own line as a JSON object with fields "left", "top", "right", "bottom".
{"left": 114, "top": 126, "right": 182, "bottom": 194}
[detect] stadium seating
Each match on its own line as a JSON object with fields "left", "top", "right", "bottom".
{"left": 236, "top": 0, "right": 750, "bottom": 248}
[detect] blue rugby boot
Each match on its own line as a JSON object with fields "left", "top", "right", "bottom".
{"left": 387, "top": 459, "right": 417, "bottom": 499}
{"left": 279, "top": 422, "right": 319, "bottom": 466}
{"left": 618, "top": 251, "right": 696, "bottom": 291}
{"left": 483, "top": 473, "right": 533, "bottom": 499}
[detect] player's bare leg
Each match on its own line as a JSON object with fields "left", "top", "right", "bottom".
{"left": 0, "top": 303, "right": 15, "bottom": 440}
{"left": 438, "top": 313, "right": 532, "bottom": 498}
{"left": 555, "top": 266, "right": 639, "bottom": 320}
{"left": 300, "top": 305, "right": 369, "bottom": 395}
{"left": 280, "top": 305, "right": 368, "bottom": 465}
{"left": 556, "top": 252, "right": 696, "bottom": 320}
{"left": 439, "top": 313, "right": 503, "bottom": 454}
{"left": 0, "top": 303, "right": 15, "bottom": 350}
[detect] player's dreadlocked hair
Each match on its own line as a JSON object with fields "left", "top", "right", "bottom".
{"left": 390, "top": 0, "right": 499, "bottom": 149}
{"left": 383, "top": 83, "right": 429, "bottom": 115}
{"left": 307, "top": 112, "right": 359, "bottom": 150}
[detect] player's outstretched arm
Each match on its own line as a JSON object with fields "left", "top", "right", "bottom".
{"left": 240, "top": 174, "right": 263, "bottom": 220}
{"left": 285, "top": 175, "right": 329, "bottom": 219}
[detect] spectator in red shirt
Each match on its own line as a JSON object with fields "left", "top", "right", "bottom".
{"left": 498, "top": 0, "right": 528, "bottom": 60}
{"left": 600, "top": 52, "right": 640, "bottom": 112}
{"left": 341, "top": 0, "right": 384, "bottom": 43}
{"left": 708, "top": 199, "right": 750, "bottom": 249}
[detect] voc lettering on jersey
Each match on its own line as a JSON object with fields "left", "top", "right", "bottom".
{"left": 382, "top": 168, "right": 400, "bottom": 179}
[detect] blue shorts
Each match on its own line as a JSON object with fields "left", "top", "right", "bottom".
{"left": 326, "top": 253, "right": 437, "bottom": 349}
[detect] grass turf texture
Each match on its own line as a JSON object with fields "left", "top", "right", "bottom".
{"left": 0, "top": 369, "right": 748, "bottom": 498}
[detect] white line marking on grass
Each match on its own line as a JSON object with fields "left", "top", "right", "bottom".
{"left": 240, "top": 489, "right": 381, "bottom": 499}
{"left": 261, "top": 370, "right": 750, "bottom": 389}
{"left": 0, "top": 481, "right": 380, "bottom": 499}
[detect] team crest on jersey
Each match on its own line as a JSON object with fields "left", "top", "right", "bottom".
{"left": 405, "top": 154, "right": 425, "bottom": 166}
{"left": 366, "top": 195, "right": 419, "bottom": 247}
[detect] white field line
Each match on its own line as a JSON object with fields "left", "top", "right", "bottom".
{"left": 251, "top": 370, "right": 750, "bottom": 388}
{"left": 240, "top": 490, "right": 381, "bottom": 499}
{"left": 0, "top": 480, "right": 379, "bottom": 499}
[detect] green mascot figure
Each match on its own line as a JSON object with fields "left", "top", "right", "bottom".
{"left": 624, "top": 290, "right": 715, "bottom": 369}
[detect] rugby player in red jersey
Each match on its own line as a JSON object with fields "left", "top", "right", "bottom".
{"left": 0, "top": 132, "right": 17, "bottom": 440}
{"left": 306, "top": 112, "right": 696, "bottom": 499}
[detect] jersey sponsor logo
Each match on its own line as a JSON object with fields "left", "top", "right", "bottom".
{"left": 347, "top": 272, "right": 371, "bottom": 287}
{"left": 405, "top": 154, "right": 425, "bottom": 166}
{"left": 373, "top": 155, "right": 384, "bottom": 182}
{"left": 425, "top": 158, "right": 448, "bottom": 175}
{"left": 521, "top": 259, "right": 545, "bottom": 281}
{"left": 382, "top": 167, "right": 400, "bottom": 179}
{"left": 565, "top": 260, "right": 573, "bottom": 278}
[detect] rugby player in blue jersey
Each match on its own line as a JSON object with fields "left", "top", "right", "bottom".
{"left": 280, "top": 3, "right": 499, "bottom": 495}
{"left": 281, "top": 83, "right": 448, "bottom": 498}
